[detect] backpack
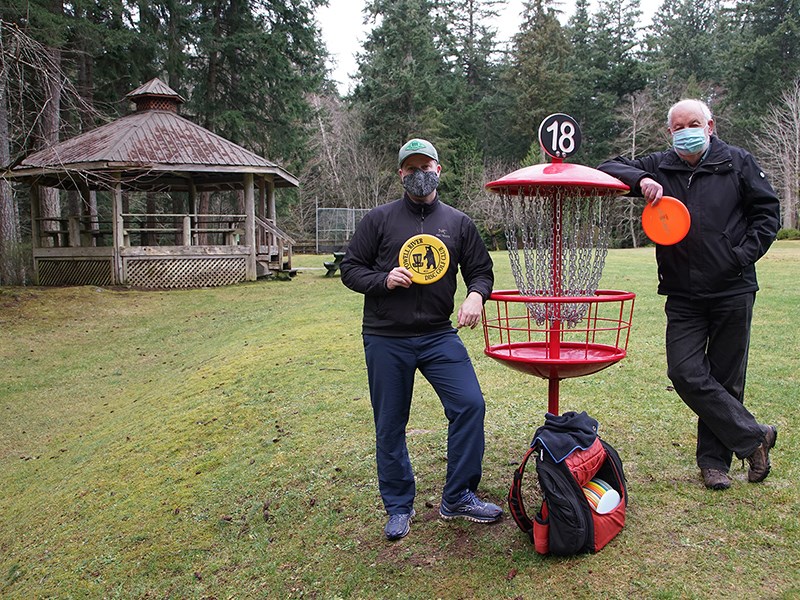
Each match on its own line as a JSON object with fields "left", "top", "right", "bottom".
{"left": 507, "top": 411, "right": 628, "bottom": 556}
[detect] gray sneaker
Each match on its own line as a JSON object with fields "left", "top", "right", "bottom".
{"left": 439, "top": 490, "right": 503, "bottom": 523}
{"left": 384, "top": 509, "right": 415, "bottom": 541}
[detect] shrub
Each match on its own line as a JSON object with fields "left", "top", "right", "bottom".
{"left": 777, "top": 228, "right": 800, "bottom": 240}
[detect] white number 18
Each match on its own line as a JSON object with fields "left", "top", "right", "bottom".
{"left": 545, "top": 119, "right": 577, "bottom": 155}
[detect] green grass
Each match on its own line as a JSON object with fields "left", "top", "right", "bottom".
{"left": 1, "top": 243, "right": 799, "bottom": 599}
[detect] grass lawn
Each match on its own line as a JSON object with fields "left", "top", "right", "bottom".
{"left": 1, "top": 243, "right": 798, "bottom": 599}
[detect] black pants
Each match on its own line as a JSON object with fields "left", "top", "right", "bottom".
{"left": 665, "top": 293, "right": 764, "bottom": 471}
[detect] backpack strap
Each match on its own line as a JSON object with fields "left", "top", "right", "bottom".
{"left": 507, "top": 445, "right": 537, "bottom": 543}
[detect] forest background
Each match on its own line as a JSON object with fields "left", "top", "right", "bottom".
{"left": 1, "top": 0, "right": 799, "bottom": 285}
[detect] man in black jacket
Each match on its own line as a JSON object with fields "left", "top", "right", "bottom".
{"left": 341, "top": 138, "right": 502, "bottom": 540}
{"left": 598, "top": 99, "right": 781, "bottom": 491}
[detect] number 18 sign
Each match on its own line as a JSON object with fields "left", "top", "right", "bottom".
{"left": 538, "top": 113, "right": 582, "bottom": 160}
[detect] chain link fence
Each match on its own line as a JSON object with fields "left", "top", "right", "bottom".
{"left": 316, "top": 208, "right": 369, "bottom": 253}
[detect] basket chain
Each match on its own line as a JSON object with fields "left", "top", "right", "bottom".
{"left": 502, "top": 188, "right": 611, "bottom": 326}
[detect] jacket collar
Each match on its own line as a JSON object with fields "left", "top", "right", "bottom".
{"left": 403, "top": 192, "right": 440, "bottom": 215}
{"left": 662, "top": 136, "right": 731, "bottom": 170}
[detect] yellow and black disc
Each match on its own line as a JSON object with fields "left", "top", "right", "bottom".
{"left": 399, "top": 234, "right": 450, "bottom": 284}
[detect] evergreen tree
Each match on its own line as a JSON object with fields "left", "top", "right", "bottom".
{"left": 442, "top": 0, "right": 501, "bottom": 148}
{"left": 564, "top": 0, "right": 614, "bottom": 166}
{"left": 494, "top": 0, "right": 572, "bottom": 163}
{"left": 437, "top": 0, "right": 502, "bottom": 210}
{"left": 580, "top": 0, "right": 647, "bottom": 165}
{"left": 190, "top": 0, "right": 327, "bottom": 165}
{"left": 718, "top": 0, "right": 800, "bottom": 144}
{"left": 80, "top": 0, "right": 159, "bottom": 113}
{"left": 645, "top": 0, "right": 719, "bottom": 86}
{"left": 352, "top": 0, "right": 452, "bottom": 156}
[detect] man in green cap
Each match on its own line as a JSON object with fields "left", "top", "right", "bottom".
{"left": 341, "top": 138, "right": 502, "bottom": 540}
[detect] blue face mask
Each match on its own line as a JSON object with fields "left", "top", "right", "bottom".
{"left": 672, "top": 127, "right": 708, "bottom": 155}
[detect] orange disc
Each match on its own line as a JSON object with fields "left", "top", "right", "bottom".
{"left": 642, "top": 196, "right": 691, "bottom": 245}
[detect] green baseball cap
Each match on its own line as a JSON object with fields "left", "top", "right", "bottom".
{"left": 398, "top": 138, "right": 439, "bottom": 168}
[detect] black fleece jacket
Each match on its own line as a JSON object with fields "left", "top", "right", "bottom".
{"left": 340, "top": 193, "right": 493, "bottom": 336}
{"left": 598, "top": 137, "right": 780, "bottom": 299}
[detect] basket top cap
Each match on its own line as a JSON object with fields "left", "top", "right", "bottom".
{"left": 485, "top": 162, "right": 630, "bottom": 196}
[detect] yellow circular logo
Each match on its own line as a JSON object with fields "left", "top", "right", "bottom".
{"left": 399, "top": 234, "right": 450, "bottom": 284}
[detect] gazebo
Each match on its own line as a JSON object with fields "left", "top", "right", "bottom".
{"left": 6, "top": 78, "right": 298, "bottom": 288}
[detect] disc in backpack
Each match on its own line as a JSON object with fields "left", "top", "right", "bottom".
{"left": 582, "top": 478, "right": 621, "bottom": 514}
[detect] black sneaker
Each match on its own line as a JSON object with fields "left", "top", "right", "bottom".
{"left": 384, "top": 509, "right": 415, "bottom": 541}
{"left": 439, "top": 490, "right": 503, "bottom": 523}
{"left": 747, "top": 425, "right": 777, "bottom": 483}
{"left": 701, "top": 468, "right": 731, "bottom": 490}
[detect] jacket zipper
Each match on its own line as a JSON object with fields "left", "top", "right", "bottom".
{"left": 416, "top": 206, "right": 426, "bottom": 322}
{"left": 687, "top": 158, "right": 725, "bottom": 189}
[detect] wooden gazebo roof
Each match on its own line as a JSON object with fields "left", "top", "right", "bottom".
{"left": 7, "top": 78, "right": 298, "bottom": 192}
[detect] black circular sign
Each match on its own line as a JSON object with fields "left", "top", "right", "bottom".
{"left": 538, "top": 113, "right": 582, "bottom": 159}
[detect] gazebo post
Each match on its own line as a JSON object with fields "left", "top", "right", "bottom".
{"left": 112, "top": 181, "right": 124, "bottom": 285}
{"left": 77, "top": 179, "right": 94, "bottom": 247}
{"left": 257, "top": 177, "right": 265, "bottom": 220}
{"left": 29, "top": 184, "right": 41, "bottom": 284}
{"left": 244, "top": 173, "right": 256, "bottom": 281}
{"left": 29, "top": 183, "right": 40, "bottom": 251}
{"left": 184, "top": 177, "right": 198, "bottom": 246}
{"left": 267, "top": 177, "right": 276, "bottom": 223}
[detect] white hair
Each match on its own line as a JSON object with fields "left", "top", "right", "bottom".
{"left": 667, "top": 99, "right": 713, "bottom": 128}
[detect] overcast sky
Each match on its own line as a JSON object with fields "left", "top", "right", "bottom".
{"left": 316, "top": 0, "right": 663, "bottom": 95}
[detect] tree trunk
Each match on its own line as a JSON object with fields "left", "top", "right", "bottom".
{"left": 0, "top": 21, "right": 25, "bottom": 284}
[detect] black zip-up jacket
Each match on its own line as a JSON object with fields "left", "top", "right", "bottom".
{"left": 340, "top": 193, "right": 493, "bottom": 336}
{"left": 598, "top": 137, "right": 780, "bottom": 299}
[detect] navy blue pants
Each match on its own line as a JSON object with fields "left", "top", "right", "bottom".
{"left": 665, "top": 293, "right": 763, "bottom": 471}
{"left": 363, "top": 330, "right": 486, "bottom": 515}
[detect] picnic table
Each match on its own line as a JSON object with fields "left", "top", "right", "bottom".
{"left": 324, "top": 251, "right": 346, "bottom": 276}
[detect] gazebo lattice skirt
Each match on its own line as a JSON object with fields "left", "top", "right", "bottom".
{"left": 37, "top": 258, "right": 114, "bottom": 286}
{"left": 124, "top": 256, "right": 247, "bottom": 288}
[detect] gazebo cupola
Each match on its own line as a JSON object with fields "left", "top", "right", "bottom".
{"left": 126, "top": 78, "right": 186, "bottom": 113}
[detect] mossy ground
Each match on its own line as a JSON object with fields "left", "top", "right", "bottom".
{"left": 1, "top": 244, "right": 798, "bottom": 598}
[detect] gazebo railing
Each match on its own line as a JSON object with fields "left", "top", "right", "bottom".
{"left": 35, "top": 216, "right": 113, "bottom": 248}
{"left": 120, "top": 213, "right": 246, "bottom": 247}
{"left": 255, "top": 215, "right": 295, "bottom": 270}
{"left": 35, "top": 213, "right": 255, "bottom": 248}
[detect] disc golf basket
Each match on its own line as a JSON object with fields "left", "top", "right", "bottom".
{"left": 482, "top": 114, "right": 635, "bottom": 415}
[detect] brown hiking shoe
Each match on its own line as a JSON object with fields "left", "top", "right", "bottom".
{"left": 746, "top": 425, "right": 777, "bottom": 483}
{"left": 701, "top": 468, "right": 731, "bottom": 490}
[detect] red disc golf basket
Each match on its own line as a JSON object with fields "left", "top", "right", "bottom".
{"left": 482, "top": 115, "right": 635, "bottom": 415}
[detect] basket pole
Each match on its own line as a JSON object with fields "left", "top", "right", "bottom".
{"left": 548, "top": 377, "right": 560, "bottom": 415}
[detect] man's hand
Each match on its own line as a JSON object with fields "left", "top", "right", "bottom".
{"left": 457, "top": 291, "right": 484, "bottom": 329}
{"left": 639, "top": 177, "right": 664, "bottom": 204}
{"left": 386, "top": 267, "right": 413, "bottom": 290}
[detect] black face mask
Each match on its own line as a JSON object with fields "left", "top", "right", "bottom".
{"left": 402, "top": 170, "right": 439, "bottom": 198}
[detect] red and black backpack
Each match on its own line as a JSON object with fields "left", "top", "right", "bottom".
{"left": 508, "top": 411, "right": 628, "bottom": 556}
